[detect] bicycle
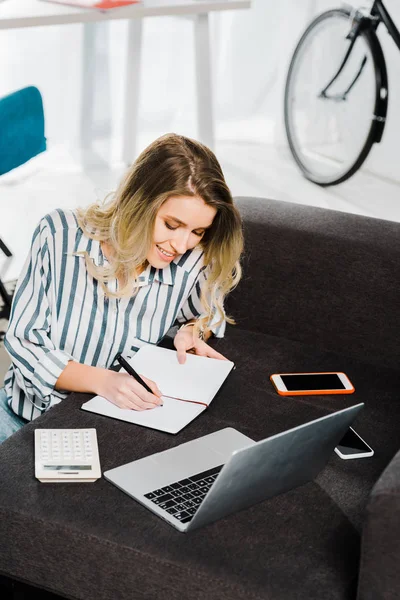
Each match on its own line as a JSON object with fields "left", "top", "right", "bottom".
{"left": 284, "top": 1, "right": 400, "bottom": 186}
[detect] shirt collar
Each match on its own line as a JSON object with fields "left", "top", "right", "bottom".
{"left": 73, "top": 231, "right": 205, "bottom": 286}
{"left": 136, "top": 262, "right": 177, "bottom": 287}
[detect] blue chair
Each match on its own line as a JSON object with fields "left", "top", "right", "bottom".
{"left": 0, "top": 86, "right": 46, "bottom": 321}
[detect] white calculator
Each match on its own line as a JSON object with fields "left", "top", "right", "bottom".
{"left": 35, "top": 429, "right": 101, "bottom": 483}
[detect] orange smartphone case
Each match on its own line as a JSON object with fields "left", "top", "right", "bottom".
{"left": 270, "top": 372, "right": 355, "bottom": 396}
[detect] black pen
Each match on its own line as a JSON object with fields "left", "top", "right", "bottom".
{"left": 116, "top": 353, "right": 160, "bottom": 399}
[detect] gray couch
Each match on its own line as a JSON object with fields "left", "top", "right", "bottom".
{"left": 0, "top": 197, "right": 399, "bottom": 600}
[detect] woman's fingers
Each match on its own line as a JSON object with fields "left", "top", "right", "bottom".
{"left": 140, "top": 375, "right": 163, "bottom": 398}
{"left": 120, "top": 375, "right": 162, "bottom": 409}
{"left": 173, "top": 328, "right": 230, "bottom": 365}
{"left": 129, "top": 379, "right": 163, "bottom": 408}
{"left": 195, "top": 344, "right": 228, "bottom": 360}
{"left": 102, "top": 371, "right": 162, "bottom": 411}
{"left": 174, "top": 333, "right": 193, "bottom": 364}
{"left": 122, "top": 393, "right": 161, "bottom": 410}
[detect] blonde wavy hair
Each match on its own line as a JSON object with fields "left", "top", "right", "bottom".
{"left": 76, "top": 133, "right": 243, "bottom": 333}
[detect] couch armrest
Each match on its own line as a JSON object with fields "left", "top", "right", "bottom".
{"left": 357, "top": 449, "right": 400, "bottom": 600}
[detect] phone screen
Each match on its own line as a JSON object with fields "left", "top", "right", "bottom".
{"left": 336, "top": 428, "right": 371, "bottom": 455}
{"left": 280, "top": 373, "right": 345, "bottom": 391}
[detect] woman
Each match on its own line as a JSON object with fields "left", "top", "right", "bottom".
{"left": 0, "top": 133, "right": 243, "bottom": 443}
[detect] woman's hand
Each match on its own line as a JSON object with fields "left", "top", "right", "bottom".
{"left": 174, "top": 326, "right": 227, "bottom": 364}
{"left": 96, "top": 369, "right": 163, "bottom": 410}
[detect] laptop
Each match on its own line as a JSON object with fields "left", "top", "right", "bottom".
{"left": 104, "top": 403, "right": 364, "bottom": 532}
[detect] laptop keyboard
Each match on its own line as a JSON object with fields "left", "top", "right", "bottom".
{"left": 144, "top": 464, "right": 223, "bottom": 524}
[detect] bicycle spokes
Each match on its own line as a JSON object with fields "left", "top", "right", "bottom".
{"left": 284, "top": 8, "right": 378, "bottom": 185}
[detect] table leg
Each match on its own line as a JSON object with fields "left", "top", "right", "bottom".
{"left": 80, "top": 22, "right": 97, "bottom": 151}
{"left": 194, "top": 13, "right": 215, "bottom": 150}
{"left": 122, "top": 19, "right": 143, "bottom": 166}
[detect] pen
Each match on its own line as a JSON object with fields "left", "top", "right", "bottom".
{"left": 115, "top": 353, "right": 155, "bottom": 395}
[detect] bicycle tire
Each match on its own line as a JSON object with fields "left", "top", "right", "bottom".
{"left": 284, "top": 8, "right": 388, "bottom": 186}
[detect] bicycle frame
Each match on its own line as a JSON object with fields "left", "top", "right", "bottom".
{"left": 320, "top": 0, "right": 398, "bottom": 100}
{"left": 372, "top": 0, "right": 400, "bottom": 50}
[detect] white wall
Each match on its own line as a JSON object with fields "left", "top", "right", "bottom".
{"left": 0, "top": 0, "right": 399, "bottom": 178}
{"left": 218, "top": 0, "right": 400, "bottom": 184}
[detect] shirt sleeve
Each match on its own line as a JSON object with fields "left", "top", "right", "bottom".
{"left": 4, "top": 218, "right": 73, "bottom": 409}
{"left": 176, "top": 267, "right": 226, "bottom": 338}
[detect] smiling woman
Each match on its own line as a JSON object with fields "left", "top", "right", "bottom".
{"left": 1, "top": 133, "right": 244, "bottom": 441}
{"left": 149, "top": 195, "right": 217, "bottom": 268}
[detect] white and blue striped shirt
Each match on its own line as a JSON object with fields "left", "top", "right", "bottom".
{"left": 4, "top": 208, "right": 225, "bottom": 421}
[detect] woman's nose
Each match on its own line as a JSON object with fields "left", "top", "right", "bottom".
{"left": 172, "top": 230, "right": 191, "bottom": 254}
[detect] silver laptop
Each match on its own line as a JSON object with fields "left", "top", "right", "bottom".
{"left": 104, "top": 403, "right": 364, "bottom": 532}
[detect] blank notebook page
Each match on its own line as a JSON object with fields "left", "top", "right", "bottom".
{"left": 81, "top": 346, "right": 234, "bottom": 434}
{"left": 81, "top": 394, "right": 205, "bottom": 434}
{"left": 129, "top": 345, "right": 234, "bottom": 405}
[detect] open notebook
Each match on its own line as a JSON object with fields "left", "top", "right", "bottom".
{"left": 81, "top": 346, "right": 234, "bottom": 434}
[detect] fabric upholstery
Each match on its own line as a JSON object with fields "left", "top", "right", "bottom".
{"left": 0, "top": 197, "right": 398, "bottom": 599}
{"left": 357, "top": 449, "right": 400, "bottom": 600}
{"left": 0, "top": 335, "right": 363, "bottom": 600}
{"left": 0, "top": 86, "right": 46, "bottom": 176}
{"left": 226, "top": 197, "right": 400, "bottom": 370}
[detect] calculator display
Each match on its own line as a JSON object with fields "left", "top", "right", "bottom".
{"left": 43, "top": 465, "right": 92, "bottom": 471}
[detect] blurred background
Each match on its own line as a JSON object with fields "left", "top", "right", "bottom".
{"left": 1, "top": 0, "right": 400, "bottom": 285}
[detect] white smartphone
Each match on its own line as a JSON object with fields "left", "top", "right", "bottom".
{"left": 270, "top": 372, "right": 355, "bottom": 395}
{"left": 334, "top": 427, "right": 374, "bottom": 459}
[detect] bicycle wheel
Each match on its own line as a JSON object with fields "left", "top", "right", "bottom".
{"left": 284, "top": 8, "right": 385, "bottom": 186}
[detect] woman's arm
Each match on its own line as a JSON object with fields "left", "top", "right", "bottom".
{"left": 5, "top": 218, "right": 161, "bottom": 412}
{"left": 55, "top": 361, "right": 162, "bottom": 410}
{"left": 178, "top": 319, "right": 213, "bottom": 341}
{"left": 4, "top": 220, "right": 73, "bottom": 410}
{"left": 173, "top": 267, "right": 227, "bottom": 364}
{"left": 176, "top": 268, "right": 226, "bottom": 338}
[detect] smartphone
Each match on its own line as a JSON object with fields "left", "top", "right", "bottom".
{"left": 334, "top": 427, "right": 374, "bottom": 459}
{"left": 270, "top": 372, "right": 355, "bottom": 395}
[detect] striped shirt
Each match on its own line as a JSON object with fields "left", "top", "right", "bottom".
{"left": 4, "top": 208, "right": 225, "bottom": 421}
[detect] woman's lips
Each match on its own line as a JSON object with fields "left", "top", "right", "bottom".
{"left": 156, "top": 244, "right": 175, "bottom": 261}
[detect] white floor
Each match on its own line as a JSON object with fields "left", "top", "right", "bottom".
{"left": 1, "top": 136, "right": 400, "bottom": 382}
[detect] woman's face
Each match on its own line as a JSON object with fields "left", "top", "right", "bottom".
{"left": 147, "top": 195, "right": 217, "bottom": 269}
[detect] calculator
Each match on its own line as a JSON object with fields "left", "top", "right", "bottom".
{"left": 34, "top": 429, "right": 101, "bottom": 483}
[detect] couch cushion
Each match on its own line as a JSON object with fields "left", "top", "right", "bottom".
{"left": 215, "top": 327, "right": 400, "bottom": 531}
{"left": 227, "top": 197, "right": 400, "bottom": 370}
{"left": 1, "top": 327, "right": 399, "bottom": 599}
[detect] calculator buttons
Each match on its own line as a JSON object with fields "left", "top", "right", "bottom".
{"left": 35, "top": 429, "right": 101, "bottom": 483}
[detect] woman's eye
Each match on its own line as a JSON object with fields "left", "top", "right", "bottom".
{"left": 165, "top": 222, "right": 178, "bottom": 231}
{"left": 193, "top": 231, "right": 205, "bottom": 237}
